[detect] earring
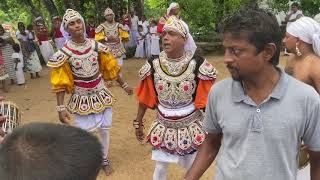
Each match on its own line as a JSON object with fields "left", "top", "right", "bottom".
{"left": 296, "top": 43, "right": 302, "bottom": 56}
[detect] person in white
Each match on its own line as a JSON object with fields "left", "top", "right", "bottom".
{"left": 134, "top": 25, "right": 145, "bottom": 58}
{"left": 11, "top": 44, "right": 25, "bottom": 85}
{"left": 34, "top": 17, "right": 54, "bottom": 64}
{"left": 149, "top": 20, "right": 160, "bottom": 57}
{"left": 16, "top": 22, "right": 42, "bottom": 79}
{"left": 128, "top": 11, "right": 139, "bottom": 47}
{"left": 139, "top": 15, "right": 151, "bottom": 58}
{"left": 52, "top": 16, "right": 66, "bottom": 49}
{"left": 285, "top": 2, "right": 303, "bottom": 28}
{"left": 284, "top": 2, "right": 303, "bottom": 55}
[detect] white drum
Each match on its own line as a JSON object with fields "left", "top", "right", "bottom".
{"left": 0, "top": 101, "right": 21, "bottom": 135}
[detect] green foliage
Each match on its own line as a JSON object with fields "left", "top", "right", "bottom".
{"left": 300, "top": 0, "right": 320, "bottom": 16}
{"left": 265, "top": 0, "right": 290, "bottom": 13}
{"left": 1, "top": 0, "right": 318, "bottom": 42}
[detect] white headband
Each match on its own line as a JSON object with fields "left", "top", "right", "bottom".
{"left": 62, "top": 9, "right": 84, "bottom": 29}
{"left": 287, "top": 17, "right": 320, "bottom": 56}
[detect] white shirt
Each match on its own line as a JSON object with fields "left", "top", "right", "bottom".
{"left": 131, "top": 15, "right": 139, "bottom": 31}
{"left": 16, "top": 30, "right": 30, "bottom": 41}
{"left": 149, "top": 26, "right": 158, "bottom": 38}
{"left": 138, "top": 20, "right": 149, "bottom": 34}
{"left": 12, "top": 52, "right": 24, "bottom": 69}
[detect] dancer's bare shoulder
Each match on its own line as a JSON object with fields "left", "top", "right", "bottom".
{"left": 309, "top": 56, "right": 320, "bottom": 93}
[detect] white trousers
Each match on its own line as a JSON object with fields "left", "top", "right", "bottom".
{"left": 152, "top": 150, "right": 197, "bottom": 180}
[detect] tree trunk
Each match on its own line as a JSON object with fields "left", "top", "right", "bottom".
{"left": 131, "top": 0, "right": 143, "bottom": 17}
{"left": 64, "top": 0, "right": 77, "bottom": 10}
{"left": 42, "top": 0, "right": 59, "bottom": 17}
{"left": 23, "top": 0, "right": 42, "bottom": 17}
{"left": 78, "top": 0, "right": 86, "bottom": 15}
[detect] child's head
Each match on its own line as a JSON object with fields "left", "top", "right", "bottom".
{"left": 150, "top": 20, "right": 157, "bottom": 27}
{"left": 12, "top": 43, "right": 20, "bottom": 53}
{"left": 27, "top": 24, "right": 33, "bottom": 31}
{"left": 138, "top": 25, "right": 143, "bottom": 32}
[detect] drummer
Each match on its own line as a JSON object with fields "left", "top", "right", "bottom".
{"left": 185, "top": 6, "right": 320, "bottom": 180}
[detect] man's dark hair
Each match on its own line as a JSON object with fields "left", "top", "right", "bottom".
{"left": 0, "top": 123, "right": 103, "bottom": 180}
{"left": 17, "top": 22, "right": 24, "bottom": 28}
{"left": 292, "top": 2, "right": 300, "bottom": 8}
{"left": 12, "top": 43, "right": 20, "bottom": 52}
{"left": 220, "top": 6, "right": 282, "bottom": 66}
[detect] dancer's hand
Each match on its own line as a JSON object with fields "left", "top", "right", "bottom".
{"left": 107, "top": 35, "right": 120, "bottom": 43}
{"left": 58, "top": 110, "right": 71, "bottom": 125}
{"left": 135, "top": 127, "right": 145, "bottom": 142}
{"left": 124, "top": 86, "right": 133, "bottom": 95}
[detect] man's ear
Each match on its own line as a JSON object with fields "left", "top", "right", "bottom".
{"left": 262, "top": 43, "right": 276, "bottom": 62}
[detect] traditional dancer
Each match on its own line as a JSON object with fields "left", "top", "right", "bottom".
{"left": 95, "top": 8, "right": 129, "bottom": 68}
{"left": 47, "top": 9, "right": 133, "bottom": 176}
{"left": 134, "top": 16, "right": 216, "bottom": 180}
{"left": 34, "top": 17, "right": 54, "bottom": 64}
{"left": 284, "top": 16, "right": 320, "bottom": 180}
{"left": 185, "top": 7, "right": 320, "bottom": 180}
{"left": 52, "top": 16, "right": 66, "bottom": 49}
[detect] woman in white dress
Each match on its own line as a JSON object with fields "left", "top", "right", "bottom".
{"left": 134, "top": 26, "right": 145, "bottom": 58}
{"left": 16, "top": 22, "right": 42, "bottom": 79}
{"left": 12, "top": 44, "right": 25, "bottom": 85}
{"left": 149, "top": 20, "right": 160, "bottom": 57}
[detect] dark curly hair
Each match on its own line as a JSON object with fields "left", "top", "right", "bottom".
{"left": 220, "top": 6, "right": 282, "bottom": 66}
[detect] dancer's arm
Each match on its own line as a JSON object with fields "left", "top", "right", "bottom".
{"left": 134, "top": 103, "right": 147, "bottom": 141}
{"left": 309, "top": 150, "right": 320, "bottom": 180}
{"left": 56, "top": 91, "right": 70, "bottom": 125}
{"left": 185, "top": 133, "right": 222, "bottom": 180}
{"left": 115, "top": 75, "right": 133, "bottom": 95}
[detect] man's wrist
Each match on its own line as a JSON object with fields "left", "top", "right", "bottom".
{"left": 56, "top": 105, "right": 66, "bottom": 112}
{"left": 121, "top": 82, "right": 129, "bottom": 89}
{"left": 133, "top": 118, "right": 144, "bottom": 129}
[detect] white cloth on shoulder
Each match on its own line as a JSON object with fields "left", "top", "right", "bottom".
{"left": 181, "top": 20, "right": 197, "bottom": 55}
{"left": 287, "top": 17, "right": 320, "bottom": 56}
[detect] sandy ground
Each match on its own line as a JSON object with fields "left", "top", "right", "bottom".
{"left": 2, "top": 54, "right": 287, "bottom": 180}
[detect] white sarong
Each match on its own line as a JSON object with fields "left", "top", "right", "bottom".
{"left": 74, "top": 108, "right": 112, "bottom": 132}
